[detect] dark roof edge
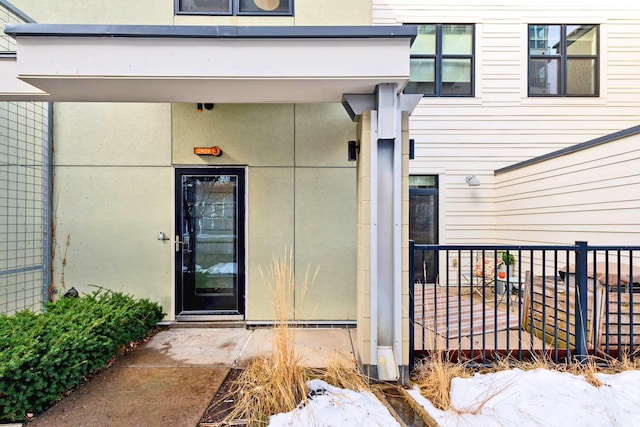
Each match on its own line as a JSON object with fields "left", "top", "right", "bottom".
{"left": 4, "top": 23, "right": 417, "bottom": 42}
{"left": 0, "top": 0, "right": 36, "bottom": 23}
{"left": 495, "top": 123, "right": 640, "bottom": 175}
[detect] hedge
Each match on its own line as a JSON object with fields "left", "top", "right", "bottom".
{"left": 0, "top": 290, "right": 164, "bottom": 422}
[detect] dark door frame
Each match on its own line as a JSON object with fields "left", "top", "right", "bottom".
{"left": 409, "top": 176, "right": 439, "bottom": 283}
{"left": 174, "top": 167, "right": 246, "bottom": 317}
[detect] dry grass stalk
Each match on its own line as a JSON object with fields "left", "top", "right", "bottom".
{"left": 567, "top": 357, "right": 603, "bottom": 387}
{"left": 319, "top": 352, "right": 370, "bottom": 391}
{"left": 479, "top": 354, "right": 606, "bottom": 387}
{"left": 59, "top": 233, "right": 70, "bottom": 294}
{"left": 412, "top": 353, "right": 473, "bottom": 410}
{"left": 218, "top": 249, "right": 317, "bottom": 426}
{"left": 602, "top": 351, "right": 640, "bottom": 373}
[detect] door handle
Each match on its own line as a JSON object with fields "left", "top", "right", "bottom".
{"left": 175, "top": 235, "right": 183, "bottom": 252}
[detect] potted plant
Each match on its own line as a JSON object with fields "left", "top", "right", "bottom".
{"left": 497, "top": 250, "right": 515, "bottom": 280}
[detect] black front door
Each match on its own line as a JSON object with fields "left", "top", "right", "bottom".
{"left": 409, "top": 176, "right": 438, "bottom": 283}
{"left": 175, "top": 168, "right": 245, "bottom": 316}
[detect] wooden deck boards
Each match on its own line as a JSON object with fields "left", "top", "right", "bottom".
{"left": 413, "top": 285, "right": 521, "bottom": 342}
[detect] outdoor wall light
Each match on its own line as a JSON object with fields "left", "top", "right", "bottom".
{"left": 465, "top": 175, "right": 481, "bottom": 186}
{"left": 348, "top": 140, "right": 360, "bottom": 162}
{"left": 196, "top": 103, "right": 215, "bottom": 112}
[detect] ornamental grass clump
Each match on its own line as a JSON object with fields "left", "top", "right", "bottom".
{"left": 219, "top": 249, "right": 369, "bottom": 426}
{"left": 219, "top": 249, "right": 315, "bottom": 426}
{"left": 411, "top": 353, "right": 473, "bottom": 411}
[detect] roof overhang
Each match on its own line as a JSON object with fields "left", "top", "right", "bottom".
{"left": 0, "top": 24, "right": 416, "bottom": 103}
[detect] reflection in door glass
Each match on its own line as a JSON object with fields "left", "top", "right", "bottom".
{"left": 409, "top": 176, "right": 438, "bottom": 283}
{"left": 183, "top": 176, "right": 238, "bottom": 299}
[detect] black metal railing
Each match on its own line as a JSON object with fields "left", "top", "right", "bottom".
{"left": 409, "top": 241, "right": 640, "bottom": 367}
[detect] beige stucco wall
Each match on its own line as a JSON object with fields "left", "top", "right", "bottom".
{"left": 11, "top": 0, "right": 371, "bottom": 27}
{"left": 175, "top": 0, "right": 371, "bottom": 26}
{"left": 10, "top": 0, "right": 173, "bottom": 24}
{"left": 172, "top": 103, "right": 357, "bottom": 321}
{"left": 294, "top": 0, "right": 371, "bottom": 26}
{"left": 47, "top": 101, "right": 357, "bottom": 322}
{"left": 294, "top": 104, "right": 358, "bottom": 320}
{"left": 51, "top": 103, "right": 173, "bottom": 313}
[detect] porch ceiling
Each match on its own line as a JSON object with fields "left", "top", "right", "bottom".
{"left": 1, "top": 24, "right": 416, "bottom": 103}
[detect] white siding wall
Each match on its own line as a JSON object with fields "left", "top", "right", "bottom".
{"left": 374, "top": 0, "right": 640, "bottom": 245}
{"left": 495, "top": 132, "right": 640, "bottom": 246}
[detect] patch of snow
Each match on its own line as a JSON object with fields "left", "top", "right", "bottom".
{"left": 407, "top": 368, "right": 640, "bottom": 426}
{"left": 268, "top": 379, "right": 400, "bottom": 427}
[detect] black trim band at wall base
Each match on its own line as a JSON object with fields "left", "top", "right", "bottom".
{"left": 246, "top": 322, "right": 357, "bottom": 328}
{"left": 362, "top": 364, "right": 378, "bottom": 381}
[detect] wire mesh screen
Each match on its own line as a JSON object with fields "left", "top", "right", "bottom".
{"left": 0, "top": 102, "right": 50, "bottom": 315}
{"left": 0, "top": 3, "right": 51, "bottom": 314}
{"left": 0, "top": 6, "right": 18, "bottom": 51}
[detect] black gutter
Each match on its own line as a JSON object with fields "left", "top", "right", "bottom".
{"left": 4, "top": 23, "right": 417, "bottom": 43}
{"left": 0, "top": 0, "right": 35, "bottom": 24}
{"left": 495, "top": 123, "right": 640, "bottom": 175}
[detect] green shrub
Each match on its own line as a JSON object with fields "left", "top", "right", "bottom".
{"left": 0, "top": 289, "right": 164, "bottom": 422}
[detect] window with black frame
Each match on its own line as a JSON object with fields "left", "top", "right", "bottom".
{"left": 528, "top": 24, "right": 599, "bottom": 96}
{"left": 405, "top": 24, "right": 474, "bottom": 97}
{"left": 176, "top": 0, "right": 293, "bottom": 15}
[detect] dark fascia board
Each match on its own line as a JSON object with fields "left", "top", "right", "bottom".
{"left": 496, "top": 123, "right": 640, "bottom": 175}
{"left": 4, "top": 23, "right": 417, "bottom": 43}
{"left": 0, "top": 0, "right": 36, "bottom": 23}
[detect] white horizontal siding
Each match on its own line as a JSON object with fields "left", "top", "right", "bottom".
{"left": 375, "top": 1, "right": 640, "bottom": 246}
{"left": 495, "top": 132, "right": 640, "bottom": 246}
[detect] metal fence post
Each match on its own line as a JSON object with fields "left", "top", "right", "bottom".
{"left": 574, "top": 241, "right": 589, "bottom": 362}
{"left": 409, "top": 240, "right": 415, "bottom": 370}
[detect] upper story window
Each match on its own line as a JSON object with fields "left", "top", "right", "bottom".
{"left": 405, "top": 24, "right": 474, "bottom": 97}
{"left": 528, "top": 24, "right": 599, "bottom": 97}
{"left": 176, "top": 0, "right": 293, "bottom": 16}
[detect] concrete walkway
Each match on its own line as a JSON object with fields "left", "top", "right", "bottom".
{"left": 27, "top": 327, "right": 356, "bottom": 427}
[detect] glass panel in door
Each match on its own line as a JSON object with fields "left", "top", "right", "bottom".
{"left": 409, "top": 176, "right": 438, "bottom": 283}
